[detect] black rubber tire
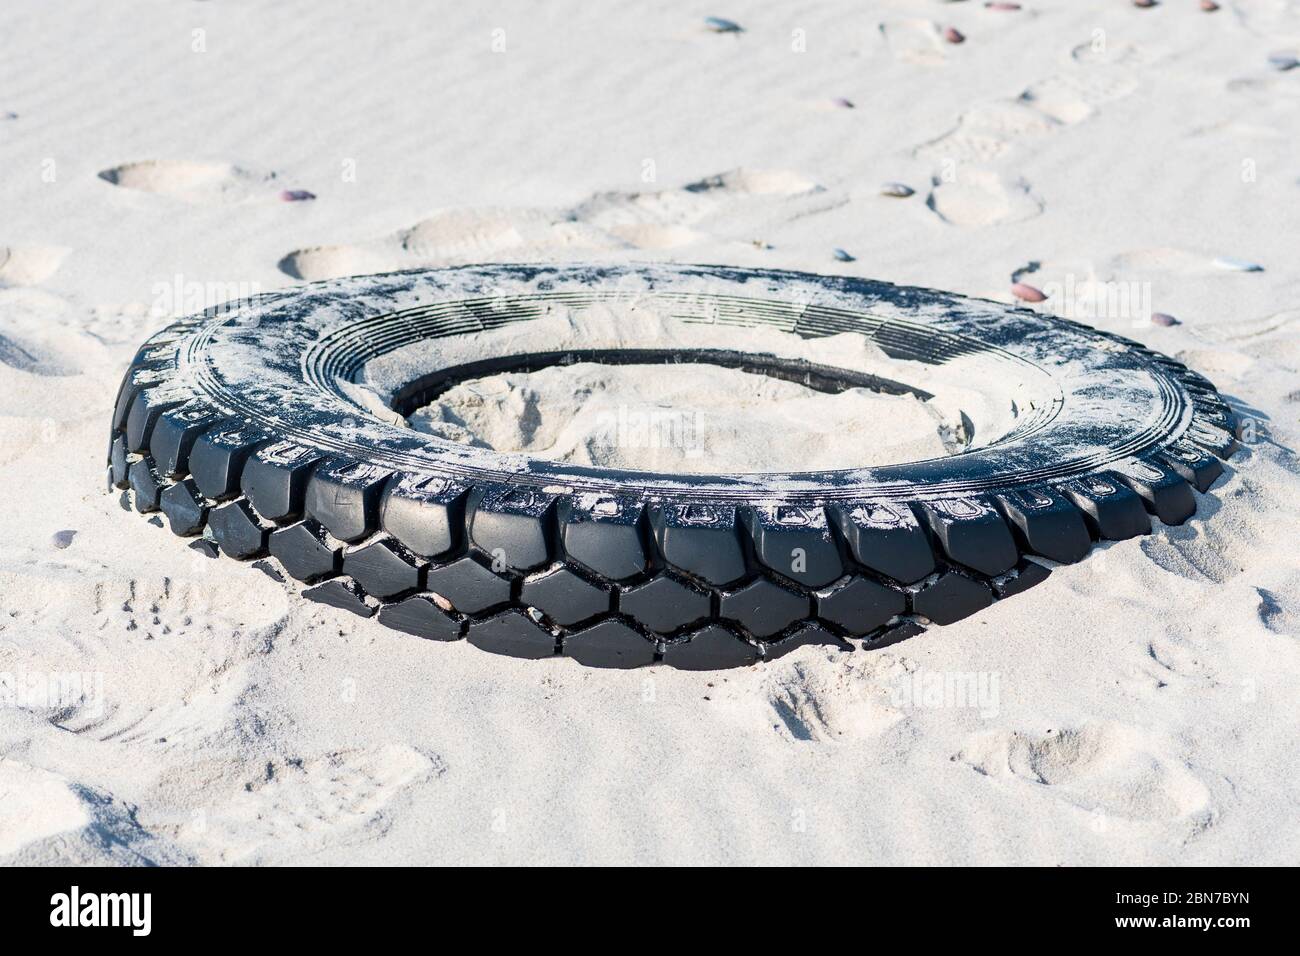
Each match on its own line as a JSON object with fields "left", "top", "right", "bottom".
{"left": 108, "top": 264, "right": 1238, "bottom": 669}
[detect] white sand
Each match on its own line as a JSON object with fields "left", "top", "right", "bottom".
{"left": 1, "top": 0, "right": 1298, "bottom": 865}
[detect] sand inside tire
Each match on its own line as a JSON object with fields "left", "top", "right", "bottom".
{"left": 408, "top": 362, "right": 957, "bottom": 473}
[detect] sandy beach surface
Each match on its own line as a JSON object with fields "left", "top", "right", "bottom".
{"left": 1, "top": 0, "right": 1298, "bottom": 865}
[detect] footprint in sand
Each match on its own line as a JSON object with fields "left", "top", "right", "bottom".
{"left": 878, "top": 19, "right": 948, "bottom": 66}
{"left": 0, "top": 288, "right": 85, "bottom": 375}
{"left": 0, "top": 245, "right": 68, "bottom": 287}
{"left": 0, "top": 563, "right": 290, "bottom": 743}
{"left": 1137, "top": 468, "right": 1298, "bottom": 597}
{"left": 916, "top": 101, "right": 1058, "bottom": 165}
{"left": 916, "top": 64, "right": 1138, "bottom": 164}
{"left": 98, "top": 159, "right": 281, "bottom": 204}
{"left": 185, "top": 745, "right": 442, "bottom": 863}
{"left": 279, "top": 167, "right": 821, "bottom": 280}
{"left": 278, "top": 207, "right": 607, "bottom": 281}
{"left": 957, "top": 722, "right": 1211, "bottom": 823}
{"left": 926, "top": 169, "right": 1043, "bottom": 226}
{"left": 1020, "top": 69, "right": 1139, "bottom": 125}
{"left": 714, "top": 647, "right": 909, "bottom": 743}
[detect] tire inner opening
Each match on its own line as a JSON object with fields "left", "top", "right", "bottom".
{"left": 396, "top": 349, "right": 976, "bottom": 474}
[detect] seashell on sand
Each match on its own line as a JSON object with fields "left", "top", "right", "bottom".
{"left": 704, "top": 16, "right": 742, "bottom": 33}
{"left": 1011, "top": 282, "right": 1047, "bottom": 303}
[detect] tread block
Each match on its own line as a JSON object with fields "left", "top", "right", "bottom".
{"left": 148, "top": 403, "right": 224, "bottom": 477}
{"left": 189, "top": 425, "right": 265, "bottom": 501}
{"left": 160, "top": 479, "right": 207, "bottom": 536}
{"left": 109, "top": 435, "right": 130, "bottom": 489}
{"left": 745, "top": 505, "right": 844, "bottom": 588}
{"left": 653, "top": 503, "right": 746, "bottom": 586}
{"left": 815, "top": 576, "right": 906, "bottom": 635}
{"left": 993, "top": 560, "right": 1051, "bottom": 599}
{"left": 520, "top": 565, "right": 610, "bottom": 627}
{"left": 378, "top": 595, "right": 462, "bottom": 642}
{"left": 831, "top": 502, "right": 935, "bottom": 584}
{"left": 1184, "top": 421, "right": 1238, "bottom": 460}
{"left": 921, "top": 497, "right": 1019, "bottom": 577}
{"left": 1159, "top": 440, "right": 1224, "bottom": 493}
{"left": 381, "top": 473, "right": 466, "bottom": 559}
{"left": 241, "top": 441, "right": 323, "bottom": 522}
{"left": 561, "top": 495, "right": 647, "bottom": 580}
{"left": 1114, "top": 458, "right": 1196, "bottom": 525}
{"left": 618, "top": 574, "right": 711, "bottom": 634}
{"left": 763, "top": 622, "right": 849, "bottom": 661}
{"left": 1191, "top": 395, "right": 1236, "bottom": 434}
{"left": 208, "top": 499, "right": 270, "bottom": 560}
{"left": 662, "top": 625, "right": 759, "bottom": 671}
{"left": 994, "top": 486, "right": 1091, "bottom": 564}
{"left": 719, "top": 578, "right": 810, "bottom": 638}
{"left": 470, "top": 486, "right": 557, "bottom": 571}
{"left": 268, "top": 519, "right": 340, "bottom": 583}
{"left": 1062, "top": 474, "right": 1151, "bottom": 541}
{"left": 467, "top": 609, "right": 555, "bottom": 660}
{"left": 912, "top": 572, "right": 993, "bottom": 625}
{"left": 112, "top": 367, "right": 168, "bottom": 433}
{"left": 425, "top": 556, "right": 512, "bottom": 614}
{"left": 124, "top": 386, "right": 187, "bottom": 453}
{"left": 862, "top": 619, "right": 926, "bottom": 650}
{"left": 303, "top": 578, "right": 376, "bottom": 618}
{"left": 305, "top": 459, "right": 392, "bottom": 543}
{"left": 342, "top": 538, "right": 423, "bottom": 600}
{"left": 563, "top": 619, "right": 656, "bottom": 669}
{"left": 127, "top": 458, "right": 165, "bottom": 513}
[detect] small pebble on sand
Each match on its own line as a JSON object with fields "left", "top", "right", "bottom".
{"left": 833, "top": 247, "right": 856, "bottom": 262}
{"left": 704, "top": 16, "right": 742, "bottom": 33}
{"left": 1011, "top": 282, "right": 1047, "bottom": 303}
{"left": 1151, "top": 312, "right": 1180, "bottom": 327}
{"left": 880, "top": 182, "right": 915, "bottom": 198}
{"left": 280, "top": 189, "right": 316, "bottom": 202}
{"left": 1213, "top": 256, "right": 1264, "bottom": 272}
{"left": 51, "top": 529, "right": 77, "bottom": 549}
{"left": 943, "top": 27, "right": 966, "bottom": 45}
